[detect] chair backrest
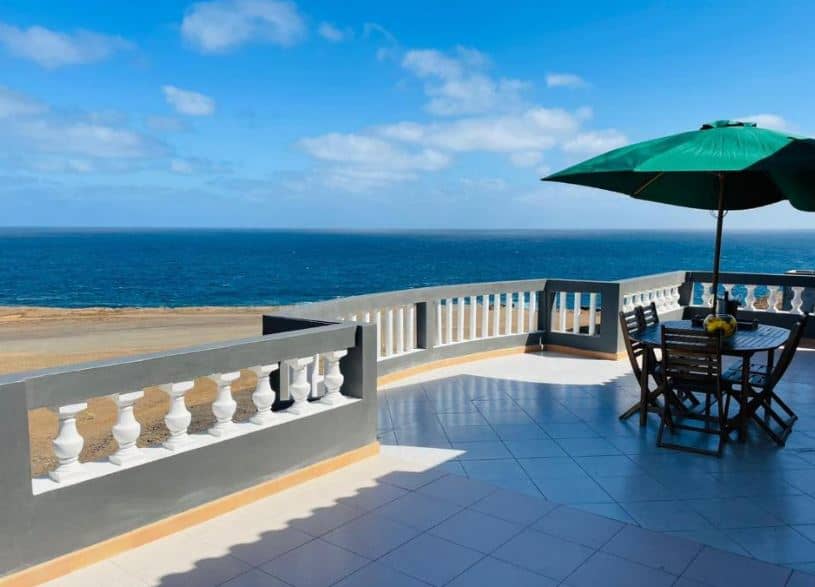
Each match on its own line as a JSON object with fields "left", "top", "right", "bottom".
{"left": 660, "top": 326, "right": 722, "bottom": 387}
{"left": 769, "top": 313, "right": 810, "bottom": 388}
{"left": 619, "top": 309, "right": 645, "bottom": 379}
{"left": 637, "top": 302, "right": 660, "bottom": 329}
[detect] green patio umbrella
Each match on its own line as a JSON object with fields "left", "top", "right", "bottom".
{"left": 543, "top": 120, "right": 815, "bottom": 304}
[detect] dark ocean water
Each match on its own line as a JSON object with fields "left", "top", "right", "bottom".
{"left": 0, "top": 229, "right": 813, "bottom": 308}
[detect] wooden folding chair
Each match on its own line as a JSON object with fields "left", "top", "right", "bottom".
{"left": 618, "top": 308, "right": 664, "bottom": 422}
{"left": 723, "top": 314, "right": 808, "bottom": 445}
{"left": 658, "top": 326, "right": 726, "bottom": 457}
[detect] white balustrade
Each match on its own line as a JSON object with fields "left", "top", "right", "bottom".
{"left": 745, "top": 285, "right": 757, "bottom": 310}
{"left": 527, "top": 291, "right": 536, "bottom": 332}
{"left": 767, "top": 286, "right": 780, "bottom": 312}
{"left": 701, "top": 282, "right": 713, "bottom": 306}
{"left": 407, "top": 305, "right": 415, "bottom": 351}
{"left": 481, "top": 294, "right": 490, "bottom": 337}
{"left": 436, "top": 300, "right": 443, "bottom": 345}
{"left": 50, "top": 402, "right": 87, "bottom": 482}
{"left": 385, "top": 308, "right": 394, "bottom": 357}
{"left": 469, "top": 295, "right": 477, "bottom": 341}
{"left": 208, "top": 371, "right": 241, "bottom": 437}
{"left": 558, "top": 291, "right": 568, "bottom": 332}
{"left": 445, "top": 298, "right": 454, "bottom": 343}
{"left": 505, "top": 293, "right": 513, "bottom": 335}
{"left": 492, "top": 293, "right": 501, "bottom": 336}
{"left": 320, "top": 350, "right": 348, "bottom": 405}
{"left": 310, "top": 354, "right": 324, "bottom": 399}
{"left": 517, "top": 291, "right": 525, "bottom": 333}
{"left": 397, "top": 306, "right": 405, "bottom": 354}
{"left": 250, "top": 364, "right": 279, "bottom": 425}
{"left": 791, "top": 287, "right": 805, "bottom": 314}
{"left": 161, "top": 381, "right": 194, "bottom": 451}
{"left": 287, "top": 357, "right": 314, "bottom": 415}
{"left": 588, "top": 292, "right": 598, "bottom": 336}
{"left": 457, "top": 297, "right": 465, "bottom": 342}
{"left": 110, "top": 391, "right": 144, "bottom": 466}
{"left": 375, "top": 310, "right": 382, "bottom": 359}
{"left": 572, "top": 292, "right": 582, "bottom": 334}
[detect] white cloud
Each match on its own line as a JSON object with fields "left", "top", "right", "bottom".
{"left": 509, "top": 151, "right": 543, "bottom": 167}
{"left": 318, "top": 22, "right": 350, "bottom": 42}
{"left": 170, "top": 157, "right": 230, "bottom": 175}
{"left": 0, "top": 22, "right": 131, "bottom": 68}
{"left": 378, "top": 107, "right": 583, "bottom": 152}
{"left": 162, "top": 85, "right": 215, "bottom": 116}
{"left": 146, "top": 115, "right": 189, "bottom": 133}
{"left": 738, "top": 114, "right": 794, "bottom": 133}
{"left": 401, "top": 47, "right": 528, "bottom": 116}
{"left": 300, "top": 132, "right": 449, "bottom": 171}
{"left": 546, "top": 73, "right": 588, "bottom": 89}
{"left": 562, "top": 129, "right": 628, "bottom": 155}
{"left": 0, "top": 86, "right": 47, "bottom": 118}
{"left": 181, "top": 0, "right": 306, "bottom": 53}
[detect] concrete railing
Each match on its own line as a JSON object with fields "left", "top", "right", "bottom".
{"left": 0, "top": 317, "right": 376, "bottom": 576}
{"left": 4, "top": 269, "right": 814, "bottom": 578}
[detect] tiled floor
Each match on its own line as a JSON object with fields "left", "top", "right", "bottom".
{"left": 378, "top": 349, "right": 815, "bottom": 571}
{"left": 43, "top": 448, "right": 815, "bottom": 587}
{"left": 42, "top": 349, "right": 815, "bottom": 586}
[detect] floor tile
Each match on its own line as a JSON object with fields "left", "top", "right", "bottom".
{"left": 228, "top": 527, "right": 314, "bottom": 566}
{"left": 443, "top": 424, "right": 499, "bottom": 443}
{"left": 540, "top": 421, "right": 600, "bottom": 439}
{"left": 518, "top": 456, "right": 587, "bottom": 479}
{"left": 556, "top": 437, "right": 622, "bottom": 457}
{"left": 492, "top": 528, "right": 594, "bottom": 580}
{"left": 322, "top": 512, "right": 420, "bottom": 559}
{"left": 461, "top": 459, "right": 529, "bottom": 481}
{"left": 533, "top": 505, "right": 624, "bottom": 548}
{"left": 533, "top": 475, "right": 612, "bottom": 504}
{"left": 594, "top": 473, "right": 673, "bottom": 502}
{"left": 416, "top": 473, "right": 496, "bottom": 506}
{"left": 562, "top": 551, "right": 676, "bottom": 587}
{"left": 332, "top": 562, "right": 430, "bottom": 587}
{"left": 220, "top": 569, "right": 291, "bottom": 587}
{"left": 261, "top": 539, "right": 369, "bottom": 587}
{"left": 504, "top": 438, "right": 567, "bottom": 458}
{"left": 573, "top": 455, "right": 643, "bottom": 477}
{"left": 620, "top": 500, "right": 715, "bottom": 532}
{"left": 668, "top": 529, "right": 750, "bottom": 556}
{"left": 788, "top": 570, "right": 815, "bottom": 587}
{"left": 375, "top": 491, "right": 463, "bottom": 531}
{"left": 760, "top": 494, "right": 815, "bottom": 525}
{"left": 570, "top": 501, "right": 637, "bottom": 523}
{"left": 469, "top": 487, "right": 557, "bottom": 524}
{"left": 492, "top": 423, "right": 550, "bottom": 440}
{"left": 289, "top": 502, "right": 364, "bottom": 537}
{"left": 380, "top": 469, "right": 448, "bottom": 491}
{"left": 339, "top": 482, "right": 409, "bottom": 512}
{"left": 379, "top": 533, "right": 482, "bottom": 586}
{"left": 685, "top": 497, "right": 785, "bottom": 529}
{"left": 446, "top": 556, "right": 558, "bottom": 587}
{"left": 683, "top": 546, "right": 792, "bottom": 587}
{"left": 602, "top": 525, "right": 702, "bottom": 575}
{"left": 430, "top": 508, "right": 523, "bottom": 553}
{"left": 451, "top": 441, "right": 512, "bottom": 460}
{"left": 727, "top": 526, "right": 815, "bottom": 564}
{"left": 43, "top": 561, "right": 147, "bottom": 587}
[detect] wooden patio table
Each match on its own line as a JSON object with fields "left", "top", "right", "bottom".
{"left": 628, "top": 319, "right": 790, "bottom": 441}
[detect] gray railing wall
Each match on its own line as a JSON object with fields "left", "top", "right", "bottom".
{"left": 0, "top": 319, "right": 376, "bottom": 577}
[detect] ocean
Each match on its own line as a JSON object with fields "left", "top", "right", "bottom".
{"left": 0, "top": 228, "right": 813, "bottom": 308}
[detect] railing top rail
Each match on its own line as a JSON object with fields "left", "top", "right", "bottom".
{"left": 2, "top": 320, "right": 357, "bottom": 410}
{"left": 686, "top": 271, "right": 815, "bottom": 287}
{"left": 616, "top": 271, "right": 689, "bottom": 294}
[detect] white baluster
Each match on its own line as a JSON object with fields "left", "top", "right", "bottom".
{"left": 492, "top": 293, "right": 501, "bottom": 336}
{"left": 622, "top": 293, "right": 633, "bottom": 312}
{"left": 504, "top": 293, "right": 512, "bottom": 334}
{"left": 558, "top": 291, "right": 567, "bottom": 332}
{"left": 481, "top": 294, "right": 489, "bottom": 338}
{"left": 723, "top": 284, "right": 734, "bottom": 306}
{"left": 250, "top": 364, "right": 279, "bottom": 425}
{"left": 363, "top": 311, "right": 371, "bottom": 323}
{"left": 397, "top": 306, "right": 405, "bottom": 354}
{"left": 406, "top": 305, "right": 415, "bottom": 351}
{"left": 208, "top": 371, "right": 241, "bottom": 437}
{"left": 457, "top": 297, "right": 465, "bottom": 342}
{"left": 320, "top": 350, "right": 349, "bottom": 405}
{"left": 287, "top": 357, "right": 314, "bottom": 414}
{"left": 701, "top": 282, "right": 713, "bottom": 306}
{"left": 655, "top": 288, "right": 666, "bottom": 312}
{"left": 375, "top": 310, "right": 382, "bottom": 359}
{"left": 671, "top": 285, "right": 681, "bottom": 309}
{"left": 572, "top": 292, "right": 582, "bottom": 334}
{"left": 445, "top": 298, "right": 454, "bottom": 343}
{"left": 49, "top": 402, "right": 87, "bottom": 482}
{"left": 527, "top": 291, "right": 536, "bottom": 332}
{"left": 745, "top": 285, "right": 757, "bottom": 311}
{"left": 436, "top": 300, "right": 443, "bottom": 345}
{"left": 791, "top": 287, "right": 805, "bottom": 314}
{"left": 161, "top": 381, "right": 194, "bottom": 451}
{"left": 110, "top": 391, "right": 144, "bottom": 466}
{"left": 767, "top": 286, "right": 780, "bottom": 312}
{"left": 385, "top": 308, "right": 394, "bottom": 357}
{"left": 469, "top": 295, "right": 477, "bottom": 340}
{"left": 310, "top": 354, "right": 323, "bottom": 398}
{"left": 588, "top": 292, "right": 598, "bottom": 336}
{"left": 517, "top": 291, "right": 525, "bottom": 333}
{"left": 349, "top": 314, "right": 357, "bottom": 322}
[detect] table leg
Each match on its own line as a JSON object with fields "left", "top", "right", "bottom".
{"left": 640, "top": 350, "right": 649, "bottom": 427}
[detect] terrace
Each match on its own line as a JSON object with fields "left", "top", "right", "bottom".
{"left": 3, "top": 270, "right": 815, "bottom": 586}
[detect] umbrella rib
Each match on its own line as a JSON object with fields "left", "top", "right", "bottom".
{"left": 633, "top": 172, "right": 664, "bottom": 196}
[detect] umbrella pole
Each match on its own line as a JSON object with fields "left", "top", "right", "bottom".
{"left": 710, "top": 173, "right": 725, "bottom": 310}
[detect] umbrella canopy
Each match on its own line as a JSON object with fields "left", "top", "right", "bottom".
{"left": 543, "top": 120, "right": 815, "bottom": 305}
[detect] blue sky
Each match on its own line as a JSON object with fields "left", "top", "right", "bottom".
{"left": 0, "top": 0, "right": 812, "bottom": 229}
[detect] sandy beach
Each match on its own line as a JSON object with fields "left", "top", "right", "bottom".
{"left": 0, "top": 306, "right": 278, "bottom": 476}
